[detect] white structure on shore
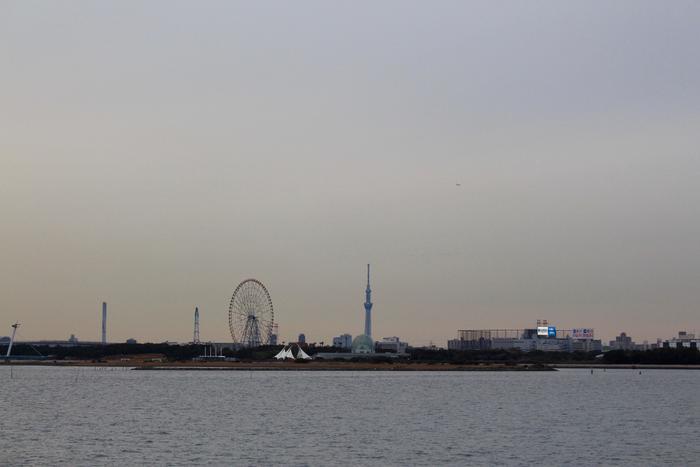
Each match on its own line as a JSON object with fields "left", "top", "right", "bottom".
{"left": 350, "top": 264, "right": 376, "bottom": 355}
{"left": 663, "top": 331, "right": 699, "bottom": 349}
{"left": 351, "top": 334, "right": 374, "bottom": 354}
{"left": 364, "top": 264, "right": 373, "bottom": 339}
{"left": 376, "top": 337, "right": 408, "bottom": 354}
{"left": 101, "top": 302, "right": 107, "bottom": 345}
{"left": 6, "top": 323, "right": 19, "bottom": 357}
{"left": 193, "top": 307, "right": 200, "bottom": 344}
{"left": 274, "top": 344, "right": 312, "bottom": 360}
{"left": 448, "top": 325, "right": 602, "bottom": 353}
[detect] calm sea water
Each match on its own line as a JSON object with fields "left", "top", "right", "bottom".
{"left": 1, "top": 367, "right": 698, "bottom": 466}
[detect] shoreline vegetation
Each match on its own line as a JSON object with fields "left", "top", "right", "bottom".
{"left": 1, "top": 343, "right": 698, "bottom": 370}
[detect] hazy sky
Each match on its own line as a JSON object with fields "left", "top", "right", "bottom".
{"left": 1, "top": 1, "right": 699, "bottom": 345}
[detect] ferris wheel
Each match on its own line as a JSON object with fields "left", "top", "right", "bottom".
{"left": 228, "top": 279, "right": 274, "bottom": 347}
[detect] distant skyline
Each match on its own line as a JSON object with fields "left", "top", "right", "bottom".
{"left": 1, "top": 1, "right": 699, "bottom": 345}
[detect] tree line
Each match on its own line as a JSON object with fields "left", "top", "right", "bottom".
{"left": 1, "top": 343, "right": 697, "bottom": 364}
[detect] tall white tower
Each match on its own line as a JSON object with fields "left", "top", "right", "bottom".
{"left": 193, "top": 306, "right": 200, "bottom": 344}
{"left": 364, "top": 264, "right": 373, "bottom": 339}
{"left": 101, "top": 302, "right": 107, "bottom": 345}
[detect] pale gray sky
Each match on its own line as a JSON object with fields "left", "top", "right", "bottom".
{"left": 1, "top": 1, "right": 699, "bottom": 345}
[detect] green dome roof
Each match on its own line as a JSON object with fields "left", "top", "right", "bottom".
{"left": 351, "top": 334, "right": 374, "bottom": 354}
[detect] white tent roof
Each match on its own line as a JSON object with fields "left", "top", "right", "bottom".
{"left": 273, "top": 344, "right": 313, "bottom": 360}
{"left": 273, "top": 347, "right": 288, "bottom": 360}
{"left": 296, "top": 346, "right": 312, "bottom": 360}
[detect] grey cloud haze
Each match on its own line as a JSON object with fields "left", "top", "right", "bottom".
{"left": 1, "top": 1, "right": 698, "bottom": 345}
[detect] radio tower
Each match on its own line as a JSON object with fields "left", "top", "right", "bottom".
{"left": 364, "top": 264, "right": 373, "bottom": 339}
{"left": 193, "top": 306, "right": 200, "bottom": 344}
{"left": 101, "top": 302, "right": 107, "bottom": 345}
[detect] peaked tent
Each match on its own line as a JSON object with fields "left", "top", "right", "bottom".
{"left": 296, "top": 346, "right": 312, "bottom": 360}
{"left": 273, "top": 347, "right": 289, "bottom": 360}
{"left": 284, "top": 347, "right": 295, "bottom": 359}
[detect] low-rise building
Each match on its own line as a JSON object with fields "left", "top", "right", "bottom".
{"left": 609, "top": 332, "right": 635, "bottom": 350}
{"left": 570, "top": 339, "right": 603, "bottom": 352}
{"left": 351, "top": 335, "right": 374, "bottom": 354}
{"left": 662, "top": 331, "right": 699, "bottom": 349}
{"left": 448, "top": 324, "right": 601, "bottom": 353}
{"left": 375, "top": 336, "right": 408, "bottom": 354}
{"left": 332, "top": 334, "right": 352, "bottom": 349}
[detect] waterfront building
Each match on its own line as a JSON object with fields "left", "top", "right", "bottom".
{"left": 632, "top": 340, "right": 657, "bottom": 351}
{"left": 662, "top": 331, "right": 699, "bottom": 349}
{"left": 332, "top": 334, "right": 352, "bottom": 349}
{"left": 298, "top": 333, "right": 306, "bottom": 344}
{"left": 448, "top": 324, "right": 602, "bottom": 353}
{"left": 610, "top": 332, "right": 635, "bottom": 350}
{"left": 375, "top": 336, "right": 408, "bottom": 354}
{"left": 351, "top": 335, "right": 374, "bottom": 354}
{"left": 570, "top": 338, "right": 603, "bottom": 352}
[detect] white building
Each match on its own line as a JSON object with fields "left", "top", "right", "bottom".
{"left": 663, "top": 331, "right": 699, "bottom": 349}
{"left": 450, "top": 325, "right": 602, "bottom": 353}
{"left": 609, "top": 332, "right": 635, "bottom": 350}
{"left": 375, "top": 336, "right": 408, "bottom": 354}
{"left": 332, "top": 334, "right": 352, "bottom": 349}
